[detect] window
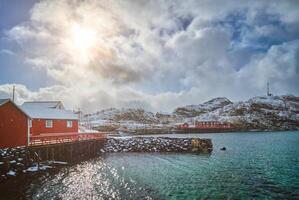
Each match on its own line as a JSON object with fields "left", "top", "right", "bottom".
{"left": 67, "top": 120, "right": 73, "bottom": 128}
{"left": 28, "top": 119, "right": 32, "bottom": 128}
{"left": 46, "top": 120, "right": 53, "bottom": 128}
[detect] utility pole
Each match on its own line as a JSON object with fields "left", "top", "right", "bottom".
{"left": 78, "top": 108, "right": 81, "bottom": 125}
{"left": 267, "top": 82, "right": 272, "bottom": 97}
{"left": 12, "top": 85, "right": 15, "bottom": 102}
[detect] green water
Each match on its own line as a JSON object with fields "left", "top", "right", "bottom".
{"left": 28, "top": 131, "right": 299, "bottom": 199}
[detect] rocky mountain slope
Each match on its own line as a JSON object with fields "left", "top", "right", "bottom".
{"left": 82, "top": 95, "right": 299, "bottom": 132}
{"left": 174, "top": 97, "right": 233, "bottom": 117}
{"left": 84, "top": 108, "right": 159, "bottom": 124}
{"left": 81, "top": 108, "right": 173, "bottom": 133}
{"left": 182, "top": 95, "right": 299, "bottom": 131}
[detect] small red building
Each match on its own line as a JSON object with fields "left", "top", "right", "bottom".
{"left": 0, "top": 99, "right": 78, "bottom": 148}
{"left": 195, "top": 121, "right": 231, "bottom": 129}
{"left": 177, "top": 120, "right": 232, "bottom": 129}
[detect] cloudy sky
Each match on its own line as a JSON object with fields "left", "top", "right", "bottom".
{"left": 0, "top": 0, "right": 298, "bottom": 112}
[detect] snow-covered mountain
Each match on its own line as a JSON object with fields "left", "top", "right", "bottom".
{"left": 174, "top": 97, "right": 232, "bottom": 117}
{"left": 81, "top": 108, "right": 167, "bottom": 132}
{"left": 181, "top": 95, "right": 299, "bottom": 131}
{"left": 83, "top": 108, "right": 160, "bottom": 124}
{"left": 81, "top": 95, "right": 299, "bottom": 132}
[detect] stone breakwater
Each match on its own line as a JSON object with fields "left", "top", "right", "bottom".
{"left": 101, "top": 137, "right": 213, "bottom": 153}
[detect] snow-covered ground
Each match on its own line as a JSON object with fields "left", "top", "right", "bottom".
{"left": 79, "top": 125, "right": 99, "bottom": 133}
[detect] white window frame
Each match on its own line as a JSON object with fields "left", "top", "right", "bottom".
{"left": 27, "top": 119, "right": 31, "bottom": 146}
{"left": 46, "top": 120, "right": 53, "bottom": 128}
{"left": 28, "top": 119, "right": 32, "bottom": 128}
{"left": 67, "top": 120, "right": 73, "bottom": 128}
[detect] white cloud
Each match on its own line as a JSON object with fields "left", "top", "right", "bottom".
{"left": 238, "top": 40, "right": 299, "bottom": 94}
{"left": 1, "top": 0, "right": 298, "bottom": 112}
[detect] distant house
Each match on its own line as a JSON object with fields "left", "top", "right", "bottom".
{"left": 0, "top": 99, "right": 78, "bottom": 148}
{"left": 177, "top": 120, "right": 232, "bottom": 129}
{"left": 0, "top": 99, "right": 31, "bottom": 148}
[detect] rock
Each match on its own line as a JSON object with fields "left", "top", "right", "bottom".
{"left": 220, "top": 147, "right": 226, "bottom": 151}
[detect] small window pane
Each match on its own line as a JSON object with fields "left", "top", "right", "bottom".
{"left": 28, "top": 120, "right": 32, "bottom": 128}
{"left": 67, "top": 120, "right": 73, "bottom": 128}
{"left": 46, "top": 120, "right": 53, "bottom": 128}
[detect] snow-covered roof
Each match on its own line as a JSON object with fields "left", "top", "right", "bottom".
{"left": 22, "top": 101, "right": 64, "bottom": 110}
{"left": 21, "top": 107, "right": 78, "bottom": 120}
{"left": 21, "top": 101, "right": 77, "bottom": 120}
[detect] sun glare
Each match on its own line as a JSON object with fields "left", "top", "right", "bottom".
{"left": 71, "top": 24, "right": 96, "bottom": 51}
{"left": 65, "top": 23, "right": 98, "bottom": 64}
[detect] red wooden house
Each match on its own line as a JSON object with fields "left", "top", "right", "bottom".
{"left": 0, "top": 99, "right": 31, "bottom": 148}
{"left": 0, "top": 99, "right": 79, "bottom": 148}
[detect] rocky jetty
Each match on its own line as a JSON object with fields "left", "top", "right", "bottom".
{"left": 101, "top": 137, "right": 213, "bottom": 153}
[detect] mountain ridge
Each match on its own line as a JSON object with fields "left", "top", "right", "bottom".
{"left": 81, "top": 95, "right": 299, "bottom": 132}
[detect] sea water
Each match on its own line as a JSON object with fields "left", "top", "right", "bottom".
{"left": 27, "top": 131, "right": 299, "bottom": 199}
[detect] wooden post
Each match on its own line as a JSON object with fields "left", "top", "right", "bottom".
{"left": 51, "top": 148, "right": 54, "bottom": 161}
{"left": 46, "top": 147, "right": 49, "bottom": 161}
{"left": 70, "top": 145, "right": 73, "bottom": 161}
{"left": 35, "top": 150, "right": 40, "bottom": 170}
{"left": 80, "top": 142, "right": 83, "bottom": 158}
{"left": 59, "top": 145, "right": 62, "bottom": 160}
{"left": 3, "top": 158, "right": 10, "bottom": 173}
{"left": 38, "top": 149, "right": 42, "bottom": 161}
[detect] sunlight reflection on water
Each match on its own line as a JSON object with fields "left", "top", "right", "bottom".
{"left": 30, "top": 158, "right": 154, "bottom": 200}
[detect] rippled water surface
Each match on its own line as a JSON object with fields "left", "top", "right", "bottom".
{"left": 28, "top": 131, "right": 299, "bottom": 199}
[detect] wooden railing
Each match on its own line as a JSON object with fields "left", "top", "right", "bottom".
{"left": 29, "top": 132, "right": 107, "bottom": 146}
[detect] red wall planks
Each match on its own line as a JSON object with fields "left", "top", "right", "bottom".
{"left": 30, "top": 119, "right": 78, "bottom": 135}
{"left": 0, "top": 101, "right": 28, "bottom": 148}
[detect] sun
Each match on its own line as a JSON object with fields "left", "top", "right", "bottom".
{"left": 64, "top": 23, "right": 98, "bottom": 64}
{"left": 71, "top": 23, "right": 96, "bottom": 51}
